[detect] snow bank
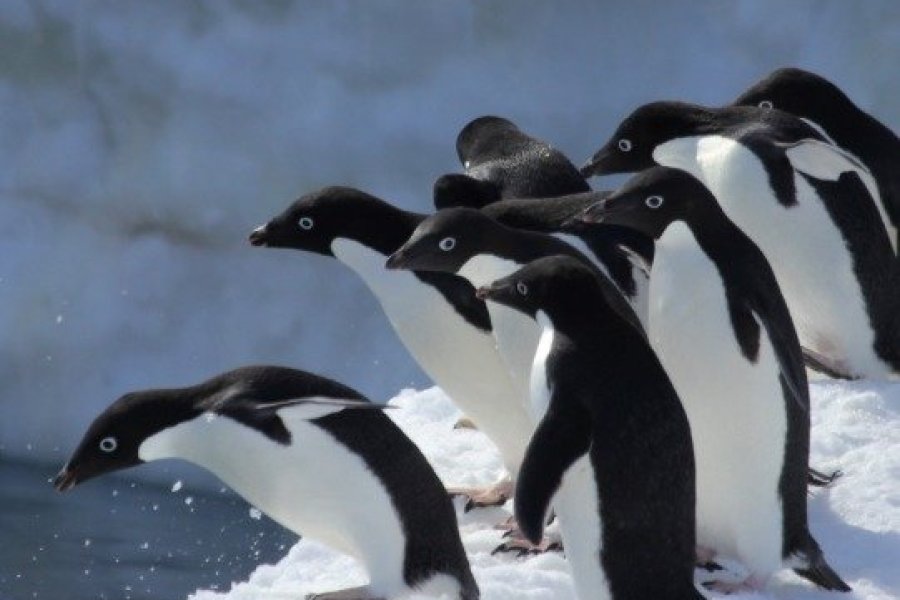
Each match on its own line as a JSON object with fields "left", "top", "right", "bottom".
{"left": 192, "top": 380, "right": 900, "bottom": 599}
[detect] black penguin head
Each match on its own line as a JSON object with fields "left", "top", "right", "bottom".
{"left": 733, "top": 67, "right": 851, "bottom": 126}
{"left": 249, "top": 187, "right": 412, "bottom": 257}
{"left": 53, "top": 389, "right": 202, "bottom": 492}
{"left": 456, "top": 115, "right": 523, "bottom": 166}
{"left": 580, "top": 166, "right": 717, "bottom": 239}
{"left": 432, "top": 173, "right": 502, "bottom": 210}
{"left": 386, "top": 207, "right": 505, "bottom": 274}
{"left": 476, "top": 255, "right": 598, "bottom": 320}
{"left": 581, "top": 101, "right": 712, "bottom": 177}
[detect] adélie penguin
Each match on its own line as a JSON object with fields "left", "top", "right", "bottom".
{"left": 476, "top": 256, "right": 702, "bottom": 600}
{"left": 433, "top": 115, "right": 590, "bottom": 210}
{"left": 386, "top": 207, "right": 645, "bottom": 410}
{"left": 733, "top": 67, "right": 900, "bottom": 248}
{"left": 581, "top": 100, "right": 900, "bottom": 380}
{"left": 582, "top": 166, "right": 850, "bottom": 593}
{"left": 250, "top": 187, "right": 532, "bottom": 508}
{"left": 54, "top": 366, "right": 479, "bottom": 600}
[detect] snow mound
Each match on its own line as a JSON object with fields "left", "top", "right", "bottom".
{"left": 192, "top": 380, "right": 900, "bottom": 599}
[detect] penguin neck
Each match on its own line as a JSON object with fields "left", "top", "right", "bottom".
{"left": 338, "top": 203, "right": 424, "bottom": 257}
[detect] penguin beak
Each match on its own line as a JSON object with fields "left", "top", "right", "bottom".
{"left": 579, "top": 198, "right": 612, "bottom": 224}
{"left": 580, "top": 147, "right": 613, "bottom": 177}
{"left": 53, "top": 466, "right": 79, "bottom": 492}
{"left": 248, "top": 224, "right": 270, "bottom": 247}
{"left": 385, "top": 243, "right": 431, "bottom": 271}
{"left": 384, "top": 248, "right": 410, "bottom": 270}
{"left": 474, "top": 285, "right": 492, "bottom": 300}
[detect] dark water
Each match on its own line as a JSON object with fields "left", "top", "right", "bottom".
{"left": 0, "top": 459, "right": 296, "bottom": 600}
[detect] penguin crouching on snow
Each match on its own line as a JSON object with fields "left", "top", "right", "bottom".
{"left": 54, "top": 366, "right": 480, "bottom": 600}
{"left": 582, "top": 166, "right": 849, "bottom": 593}
{"left": 476, "top": 256, "right": 702, "bottom": 600}
{"left": 433, "top": 115, "right": 590, "bottom": 210}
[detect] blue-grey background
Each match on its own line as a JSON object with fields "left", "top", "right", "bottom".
{"left": 1, "top": 1, "right": 897, "bottom": 598}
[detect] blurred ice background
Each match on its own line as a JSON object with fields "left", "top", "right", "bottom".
{"left": 0, "top": 1, "right": 897, "bottom": 598}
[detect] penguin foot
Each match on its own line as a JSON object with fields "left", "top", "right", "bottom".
{"left": 305, "top": 585, "right": 385, "bottom": 600}
{"left": 701, "top": 574, "right": 765, "bottom": 594}
{"left": 491, "top": 530, "right": 564, "bottom": 557}
{"left": 808, "top": 467, "right": 843, "bottom": 488}
{"left": 448, "top": 478, "right": 513, "bottom": 512}
{"left": 453, "top": 416, "right": 478, "bottom": 430}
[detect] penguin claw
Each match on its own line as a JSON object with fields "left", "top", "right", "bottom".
{"left": 491, "top": 537, "right": 563, "bottom": 556}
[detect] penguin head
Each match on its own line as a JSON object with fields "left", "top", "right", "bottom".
{"left": 456, "top": 115, "right": 523, "bottom": 166}
{"left": 580, "top": 166, "right": 714, "bottom": 239}
{"left": 475, "top": 255, "right": 599, "bottom": 319}
{"left": 733, "top": 67, "right": 850, "bottom": 126}
{"left": 432, "top": 173, "right": 502, "bottom": 210}
{"left": 581, "top": 101, "right": 712, "bottom": 177}
{"left": 249, "top": 187, "right": 414, "bottom": 256}
{"left": 53, "top": 388, "right": 202, "bottom": 492}
{"left": 386, "top": 207, "right": 505, "bottom": 274}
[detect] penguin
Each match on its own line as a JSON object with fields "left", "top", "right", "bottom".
{"left": 732, "top": 67, "right": 900, "bottom": 248}
{"left": 475, "top": 255, "right": 702, "bottom": 600}
{"left": 581, "top": 166, "right": 850, "bottom": 593}
{"left": 249, "top": 187, "right": 533, "bottom": 508}
{"left": 53, "top": 366, "right": 479, "bottom": 600}
{"left": 581, "top": 100, "right": 900, "bottom": 380}
{"left": 385, "top": 208, "right": 645, "bottom": 411}
{"left": 433, "top": 115, "right": 590, "bottom": 210}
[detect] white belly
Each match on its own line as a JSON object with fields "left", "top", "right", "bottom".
{"left": 459, "top": 254, "right": 541, "bottom": 419}
{"left": 655, "top": 136, "right": 892, "bottom": 378}
{"left": 332, "top": 239, "right": 532, "bottom": 475}
{"left": 139, "top": 407, "right": 409, "bottom": 595}
{"left": 649, "top": 223, "right": 786, "bottom": 578}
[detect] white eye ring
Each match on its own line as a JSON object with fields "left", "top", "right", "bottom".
{"left": 758, "top": 100, "right": 774, "bottom": 110}
{"left": 618, "top": 138, "right": 632, "bottom": 152}
{"left": 645, "top": 195, "right": 664, "bottom": 209}
{"left": 439, "top": 237, "right": 456, "bottom": 251}
{"left": 99, "top": 437, "right": 118, "bottom": 453}
{"left": 298, "top": 217, "right": 314, "bottom": 230}
{"left": 516, "top": 282, "right": 528, "bottom": 296}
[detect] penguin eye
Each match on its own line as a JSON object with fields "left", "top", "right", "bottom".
{"left": 298, "top": 217, "right": 314, "bottom": 230}
{"left": 439, "top": 237, "right": 456, "bottom": 251}
{"left": 645, "top": 195, "right": 664, "bottom": 209}
{"left": 617, "top": 138, "right": 633, "bottom": 152}
{"left": 99, "top": 437, "right": 118, "bottom": 453}
{"left": 516, "top": 282, "right": 528, "bottom": 296}
{"left": 758, "top": 100, "right": 774, "bottom": 110}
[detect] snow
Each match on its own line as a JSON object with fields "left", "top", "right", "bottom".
{"left": 191, "top": 379, "right": 900, "bottom": 600}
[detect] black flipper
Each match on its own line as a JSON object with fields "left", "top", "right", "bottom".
{"left": 744, "top": 299, "right": 809, "bottom": 412}
{"left": 792, "top": 535, "right": 852, "bottom": 592}
{"left": 514, "top": 393, "right": 591, "bottom": 545}
{"left": 433, "top": 173, "right": 502, "bottom": 210}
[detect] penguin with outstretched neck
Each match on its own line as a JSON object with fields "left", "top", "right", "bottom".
{"left": 733, "top": 67, "right": 900, "bottom": 248}
{"left": 434, "top": 115, "right": 590, "bottom": 210}
{"left": 581, "top": 99, "right": 899, "bottom": 380}
{"left": 476, "top": 256, "right": 702, "bottom": 600}
{"left": 249, "top": 187, "right": 533, "bottom": 509}
{"left": 54, "top": 366, "right": 479, "bottom": 600}
{"left": 582, "top": 166, "right": 850, "bottom": 593}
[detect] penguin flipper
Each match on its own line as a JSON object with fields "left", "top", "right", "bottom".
{"left": 433, "top": 173, "right": 502, "bottom": 210}
{"left": 515, "top": 395, "right": 591, "bottom": 545}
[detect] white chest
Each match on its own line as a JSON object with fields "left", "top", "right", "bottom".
{"left": 331, "top": 239, "right": 532, "bottom": 473}
{"left": 139, "top": 406, "right": 407, "bottom": 591}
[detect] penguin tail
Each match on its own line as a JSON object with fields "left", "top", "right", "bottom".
{"left": 791, "top": 540, "right": 851, "bottom": 592}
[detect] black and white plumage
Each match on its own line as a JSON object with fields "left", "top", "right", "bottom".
{"left": 54, "top": 366, "right": 479, "bottom": 600}
{"left": 477, "top": 256, "right": 702, "bottom": 600}
{"left": 581, "top": 100, "right": 900, "bottom": 380}
{"left": 733, "top": 67, "right": 900, "bottom": 249}
{"left": 249, "top": 187, "right": 532, "bottom": 507}
{"left": 433, "top": 115, "right": 590, "bottom": 210}
{"left": 386, "top": 207, "right": 644, "bottom": 412}
{"left": 583, "top": 166, "right": 850, "bottom": 593}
